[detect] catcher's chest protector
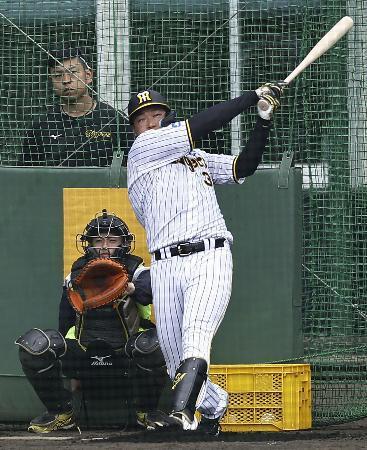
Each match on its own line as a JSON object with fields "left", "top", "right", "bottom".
{"left": 74, "top": 255, "right": 143, "bottom": 349}
{"left": 76, "top": 297, "right": 140, "bottom": 349}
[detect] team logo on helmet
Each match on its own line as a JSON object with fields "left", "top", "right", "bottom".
{"left": 128, "top": 89, "right": 171, "bottom": 124}
{"left": 137, "top": 91, "right": 152, "bottom": 104}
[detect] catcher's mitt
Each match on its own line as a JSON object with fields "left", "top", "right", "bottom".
{"left": 67, "top": 258, "right": 129, "bottom": 314}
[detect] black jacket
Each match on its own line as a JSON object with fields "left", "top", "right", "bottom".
{"left": 21, "top": 101, "right": 133, "bottom": 167}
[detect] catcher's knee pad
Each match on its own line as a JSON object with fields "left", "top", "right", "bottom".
{"left": 125, "top": 328, "right": 166, "bottom": 371}
{"left": 170, "top": 357, "right": 208, "bottom": 423}
{"left": 15, "top": 328, "right": 67, "bottom": 373}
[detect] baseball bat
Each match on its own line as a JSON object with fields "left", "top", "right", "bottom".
{"left": 258, "top": 16, "right": 354, "bottom": 111}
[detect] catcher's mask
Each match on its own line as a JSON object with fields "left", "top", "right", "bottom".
{"left": 128, "top": 89, "right": 170, "bottom": 125}
{"left": 77, "top": 209, "right": 135, "bottom": 259}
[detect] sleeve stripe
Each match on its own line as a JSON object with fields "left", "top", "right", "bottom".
{"left": 185, "top": 119, "right": 194, "bottom": 149}
{"left": 232, "top": 155, "right": 240, "bottom": 183}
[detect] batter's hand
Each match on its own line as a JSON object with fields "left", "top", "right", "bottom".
{"left": 257, "top": 92, "right": 281, "bottom": 121}
{"left": 255, "top": 82, "right": 286, "bottom": 100}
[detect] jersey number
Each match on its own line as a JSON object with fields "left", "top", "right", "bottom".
{"left": 202, "top": 171, "right": 213, "bottom": 186}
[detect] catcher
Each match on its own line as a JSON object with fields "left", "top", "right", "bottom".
{"left": 15, "top": 209, "right": 170, "bottom": 433}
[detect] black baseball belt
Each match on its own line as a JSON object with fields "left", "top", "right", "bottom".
{"left": 153, "top": 238, "right": 226, "bottom": 261}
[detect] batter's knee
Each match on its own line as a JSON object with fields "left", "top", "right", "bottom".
{"left": 183, "top": 327, "right": 214, "bottom": 362}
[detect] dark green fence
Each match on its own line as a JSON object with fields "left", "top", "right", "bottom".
{"left": 1, "top": 0, "right": 367, "bottom": 426}
{"left": 0, "top": 166, "right": 302, "bottom": 421}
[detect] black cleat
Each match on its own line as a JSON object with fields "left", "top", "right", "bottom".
{"left": 197, "top": 415, "right": 222, "bottom": 437}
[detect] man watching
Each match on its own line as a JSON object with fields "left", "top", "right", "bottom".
{"left": 20, "top": 45, "right": 132, "bottom": 167}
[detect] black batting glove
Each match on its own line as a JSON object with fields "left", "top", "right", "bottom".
{"left": 255, "top": 81, "right": 287, "bottom": 100}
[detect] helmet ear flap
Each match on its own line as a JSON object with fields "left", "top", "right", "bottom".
{"left": 160, "top": 110, "right": 177, "bottom": 128}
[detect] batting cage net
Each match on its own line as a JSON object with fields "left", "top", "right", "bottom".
{"left": 0, "top": 0, "right": 366, "bottom": 428}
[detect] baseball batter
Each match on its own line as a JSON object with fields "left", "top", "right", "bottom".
{"left": 127, "top": 85, "right": 283, "bottom": 435}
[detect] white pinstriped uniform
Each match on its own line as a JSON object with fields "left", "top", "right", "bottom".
{"left": 128, "top": 121, "right": 244, "bottom": 419}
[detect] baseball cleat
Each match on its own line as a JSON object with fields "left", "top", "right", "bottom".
{"left": 28, "top": 410, "right": 75, "bottom": 433}
{"left": 137, "top": 410, "right": 179, "bottom": 430}
{"left": 197, "top": 415, "right": 222, "bottom": 436}
{"left": 169, "top": 412, "right": 199, "bottom": 430}
{"left": 198, "top": 408, "right": 227, "bottom": 437}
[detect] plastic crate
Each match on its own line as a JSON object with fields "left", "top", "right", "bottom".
{"left": 209, "top": 364, "right": 311, "bottom": 432}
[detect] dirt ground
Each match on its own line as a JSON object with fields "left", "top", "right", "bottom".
{"left": 0, "top": 418, "right": 366, "bottom": 450}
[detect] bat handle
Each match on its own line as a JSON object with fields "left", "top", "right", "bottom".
{"left": 257, "top": 98, "right": 271, "bottom": 111}
{"left": 257, "top": 80, "right": 288, "bottom": 111}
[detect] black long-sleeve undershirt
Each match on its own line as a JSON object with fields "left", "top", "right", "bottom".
{"left": 235, "top": 117, "right": 272, "bottom": 178}
{"left": 187, "top": 91, "right": 258, "bottom": 141}
{"left": 186, "top": 90, "right": 271, "bottom": 179}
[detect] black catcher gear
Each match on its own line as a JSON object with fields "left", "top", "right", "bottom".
{"left": 16, "top": 328, "right": 67, "bottom": 373}
{"left": 77, "top": 209, "right": 135, "bottom": 258}
{"left": 128, "top": 89, "right": 171, "bottom": 124}
{"left": 125, "top": 328, "right": 166, "bottom": 371}
{"left": 15, "top": 328, "right": 66, "bottom": 357}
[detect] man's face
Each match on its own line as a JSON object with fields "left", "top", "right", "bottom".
{"left": 89, "top": 232, "right": 123, "bottom": 258}
{"left": 132, "top": 106, "right": 167, "bottom": 136}
{"left": 49, "top": 57, "right": 92, "bottom": 101}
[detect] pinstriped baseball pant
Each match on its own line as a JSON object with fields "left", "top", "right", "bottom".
{"left": 150, "top": 242, "right": 232, "bottom": 419}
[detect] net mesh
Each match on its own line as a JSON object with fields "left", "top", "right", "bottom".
{"left": 1, "top": 0, "right": 367, "bottom": 426}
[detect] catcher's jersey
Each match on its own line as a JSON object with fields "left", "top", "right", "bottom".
{"left": 127, "top": 121, "right": 244, "bottom": 252}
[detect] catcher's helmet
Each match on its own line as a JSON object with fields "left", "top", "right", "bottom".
{"left": 77, "top": 209, "right": 135, "bottom": 258}
{"left": 128, "top": 89, "right": 170, "bottom": 124}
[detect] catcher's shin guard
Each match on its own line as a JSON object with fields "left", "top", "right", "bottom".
{"left": 16, "top": 328, "right": 72, "bottom": 413}
{"left": 170, "top": 357, "right": 208, "bottom": 426}
{"left": 16, "top": 328, "right": 66, "bottom": 373}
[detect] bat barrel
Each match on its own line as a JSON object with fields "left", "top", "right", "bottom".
{"left": 284, "top": 16, "right": 354, "bottom": 84}
{"left": 256, "top": 16, "right": 354, "bottom": 113}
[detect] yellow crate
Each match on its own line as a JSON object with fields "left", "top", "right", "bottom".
{"left": 209, "top": 364, "right": 311, "bottom": 432}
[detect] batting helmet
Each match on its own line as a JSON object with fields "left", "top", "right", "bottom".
{"left": 76, "top": 209, "right": 135, "bottom": 258}
{"left": 128, "top": 89, "right": 170, "bottom": 124}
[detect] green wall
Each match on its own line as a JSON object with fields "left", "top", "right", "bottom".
{"left": 212, "top": 167, "right": 303, "bottom": 363}
{"left": 0, "top": 166, "right": 302, "bottom": 421}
